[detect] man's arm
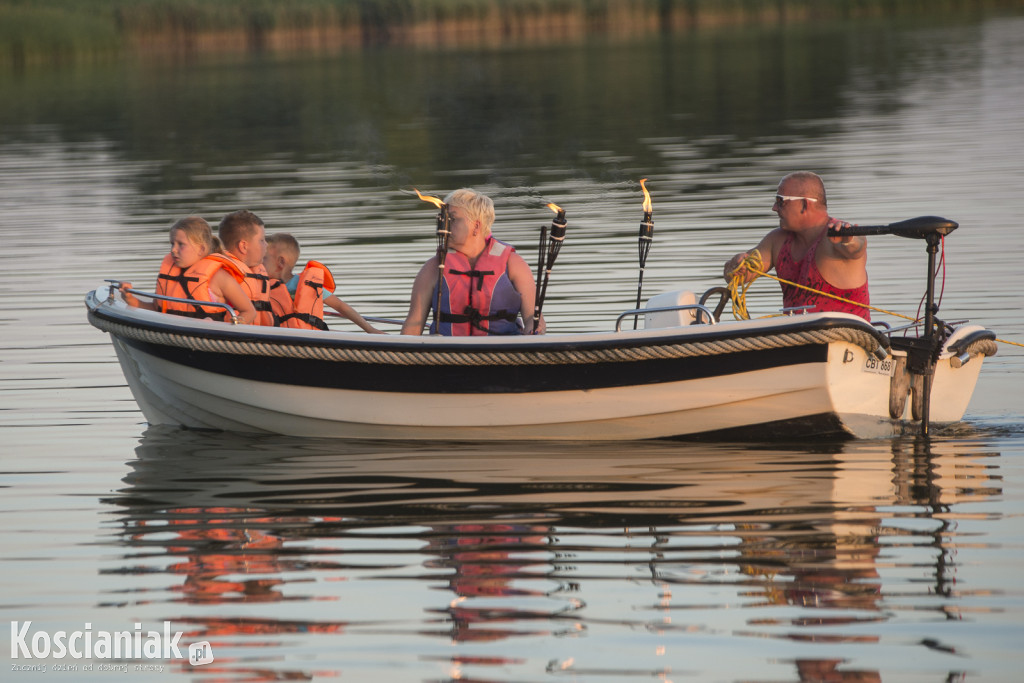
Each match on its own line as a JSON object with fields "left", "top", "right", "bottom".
{"left": 826, "top": 218, "right": 866, "bottom": 260}
{"left": 819, "top": 218, "right": 868, "bottom": 290}
{"left": 724, "top": 230, "right": 780, "bottom": 283}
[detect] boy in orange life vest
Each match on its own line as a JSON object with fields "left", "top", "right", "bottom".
{"left": 217, "top": 210, "right": 273, "bottom": 326}
{"left": 119, "top": 216, "right": 257, "bottom": 324}
{"left": 263, "top": 232, "right": 384, "bottom": 334}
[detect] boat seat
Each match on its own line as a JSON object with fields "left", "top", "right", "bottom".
{"left": 644, "top": 290, "right": 697, "bottom": 329}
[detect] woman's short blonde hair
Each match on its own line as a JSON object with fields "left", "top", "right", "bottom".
{"left": 445, "top": 188, "right": 495, "bottom": 237}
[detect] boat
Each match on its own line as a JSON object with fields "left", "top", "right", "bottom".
{"left": 85, "top": 216, "right": 997, "bottom": 441}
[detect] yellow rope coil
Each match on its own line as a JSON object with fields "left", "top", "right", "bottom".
{"left": 725, "top": 250, "right": 763, "bottom": 320}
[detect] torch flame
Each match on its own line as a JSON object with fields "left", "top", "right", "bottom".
{"left": 546, "top": 202, "right": 562, "bottom": 215}
{"left": 414, "top": 188, "right": 445, "bottom": 209}
{"left": 640, "top": 178, "right": 652, "bottom": 214}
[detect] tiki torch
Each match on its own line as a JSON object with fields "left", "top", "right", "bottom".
{"left": 533, "top": 202, "right": 567, "bottom": 332}
{"left": 633, "top": 178, "right": 654, "bottom": 329}
{"left": 415, "top": 189, "right": 450, "bottom": 333}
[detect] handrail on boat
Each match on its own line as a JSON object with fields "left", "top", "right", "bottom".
{"left": 360, "top": 316, "right": 406, "bottom": 326}
{"left": 614, "top": 304, "right": 717, "bottom": 332}
{"left": 103, "top": 280, "right": 241, "bottom": 324}
{"left": 878, "top": 318, "right": 967, "bottom": 338}
{"left": 104, "top": 280, "right": 407, "bottom": 329}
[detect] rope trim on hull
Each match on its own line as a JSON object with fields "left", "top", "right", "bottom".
{"left": 89, "top": 308, "right": 887, "bottom": 368}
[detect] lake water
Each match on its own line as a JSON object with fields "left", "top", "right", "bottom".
{"left": 2, "top": 12, "right": 1024, "bottom": 682}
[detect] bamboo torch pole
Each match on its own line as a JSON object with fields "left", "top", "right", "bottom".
{"left": 633, "top": 179, "right": 654, "bottom": 330}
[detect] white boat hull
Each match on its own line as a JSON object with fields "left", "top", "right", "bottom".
{"left": 88, "top": 286, "right": 995, "bottom": 441}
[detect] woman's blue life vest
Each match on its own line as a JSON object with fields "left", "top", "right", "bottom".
{"left": 429, "top": 237, "right": 524, "bottom": 336}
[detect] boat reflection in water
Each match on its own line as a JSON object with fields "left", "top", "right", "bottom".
{"left": 104, "top": 427, "right": 1000, "bottom": 681}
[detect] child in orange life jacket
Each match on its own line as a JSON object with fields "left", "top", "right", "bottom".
{"left": 119, "top": 216, "right": 257, "bottom": 324}
{"left": 217, "top": 210, "right": 274, "bottom": 326}
{"left": 263, "top": 232, "right": 384, "bottom": 334}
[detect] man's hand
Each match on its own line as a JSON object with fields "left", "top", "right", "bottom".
{"left": 827, "top": 216, "right": 856, "bottom": 244}
{"left": 724, "top": 251, "right": 759, "bottom": 284}
{"left": 826, "top": 216, "right": 866, "bottom": 258}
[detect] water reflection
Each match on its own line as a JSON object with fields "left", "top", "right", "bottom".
{"left": 425, "top": 522, "right": 565, "bottom": 644}
{"left": 101, "top": 427, "right": 999, "bottom": 681}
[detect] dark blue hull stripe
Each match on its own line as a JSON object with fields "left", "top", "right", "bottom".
{"left": 122, "top": 337, "right": 827, "bottom": 394}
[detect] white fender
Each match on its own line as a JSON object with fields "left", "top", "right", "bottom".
{"left": 645, "top": 290, "right": 698, "bottom": 329}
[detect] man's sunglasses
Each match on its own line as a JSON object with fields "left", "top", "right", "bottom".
{"left": 774, "top": 195, "right": 819, "bottom": 205}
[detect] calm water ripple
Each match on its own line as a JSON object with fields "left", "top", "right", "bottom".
{"left": 3, "top": 12, "right": 1024, "bottom": 682}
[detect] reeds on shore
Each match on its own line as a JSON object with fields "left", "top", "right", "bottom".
{"left": 3, "top": 0, "right": 1022, "bottom": 65}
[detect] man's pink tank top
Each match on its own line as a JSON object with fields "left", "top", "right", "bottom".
{"left": 775, "top": 231, "right": 870, "bottom": 321}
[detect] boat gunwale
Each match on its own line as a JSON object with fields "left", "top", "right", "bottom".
{"left": 86, "top": 286, "right": 891, "bottom": 358}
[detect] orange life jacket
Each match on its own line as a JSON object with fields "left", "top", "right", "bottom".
{"left": 219, "top": 253, "right": 274, "bottom": 326}
{"left": 270, "top": 261, "right": 335, "bottom": 331}
{"left": 155, "top": 253, "right": 246, "bottom": 321}
{"left": 267, "top": 279, "right": 294, "bottom": 327}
